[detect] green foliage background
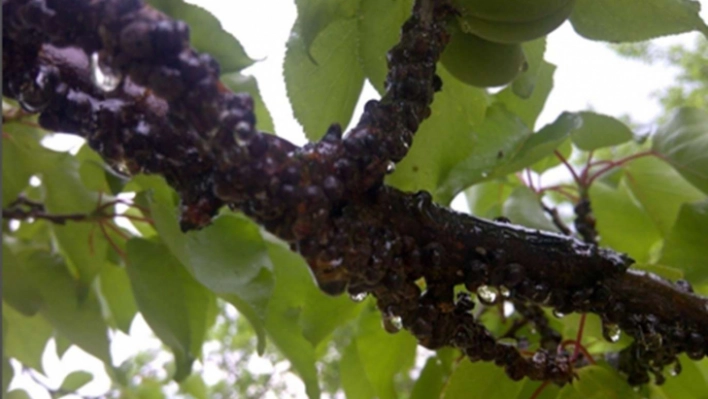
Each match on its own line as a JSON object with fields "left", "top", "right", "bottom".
{"left": 3, "top": 0, "right": 708, "bottom": 398}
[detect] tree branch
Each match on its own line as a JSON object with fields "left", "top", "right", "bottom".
{"left": 2, "top": 0, "right": 706, "bottom": 387}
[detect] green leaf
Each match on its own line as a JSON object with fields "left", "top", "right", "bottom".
{"left": 503, "top": 186, "right": 559, "bottom": 232}
{"left": 3, "top": 357, "right": 13, "bottom": 395}
{"left": 2, "top": 243, "right": 43, "bottom": 316}
{"left": 432, "top": 105, "right": 531, "bottom": 204}
{"left": 221, "top": 72, "right": 275, "bottom": 134}
{"left": 263, "top": 243, "right": 321, "bottom": 399}
{"left": 25, "top": 251, "right": 112, "bottom": 364}
{"left": 410, "top": 357, "right": 446, "bottom": 399}
{"left": 3, "top": 302, "right": 52, "bottom": 372}
{"left": 516, "top": 380, "right": 560, "bottom": 399}
{"left": 358, "top": 0, "right": 414, "bottom": 94}
{"left": 558, "top": 364, "right": 639, "bottom": 399}
{"left": 656, "top": 355, "right": 708, "bottom": 398}
{"left": 300, "top": 287, "right": 362, "bottom": 348}
{"left": 511, "top": 38, "right": 547, "bottom": 99}
{"left": 495, "top": 60, "right": 556, "bottom": 129}
{"left": 60, "top": 370, "right": 93, "bottom": 391}
{"left": 139, "top": 180, "right": 272, "bottom": 354}
{"left": 2, "top": 125, "right": 35, "bottom": 206}
{"left": 387, "top": 67, "right": 488, "bottom": 204}
{"left": 284, "top": 18, "right": 366, "bottom": 141}
{"left": 355, "top": 305, "right": 417, "bottom": 399}
{"left": 653, "top": 107, "right": 708, "bottom": 195}
{"left": 532, "top": 137, "right": 572, "bottom": 173}
{"left": 465, "top": 179, "right": 517, "bottom": 218}
{"left": 570, "top": 0, "right": 707, "bottom": 42}
{"left": 98, "top": 264, "right": 138, "bottom": 334}
{"left": 624, "top": 157, "right": 705, "bottom": 236}
{"left": 441, "top": 360, "right": 525, "bottom": 399}
{"left": 569, "top": 112, "right": 634, "bottom": 151}
{"left": 497, "top": 112, "right": 579, "bottom": 175}
{"left": 294, "top": 0, "right": 360, "bottom": 54}
{"left": 54, "top": 333, "right": 73, "bottom": 359}
{"left": 660, "top": 200, "right": 708, "bottom": 284}
{"left": 185, "top": 214, "right": 274, "bottom": 322}
{"left": 145, "top": 0, "right": 254, "bottom": 73}
{"left": 340, "top": 339, "right": 376, "bottom": 399}
{"left": 41, "top": 153, "right": 109, "bottom": 286}
{"left": 179, "top": 373, "right": 208, "bottom": 399}
{"left": 126, "top": 238, "right": 217, "bottom": 381}
{"left": 6, "top": 390, "right": 32, "bottom": 399}
{"left": 590, "top": 180, "right": 662, "bottom": 262}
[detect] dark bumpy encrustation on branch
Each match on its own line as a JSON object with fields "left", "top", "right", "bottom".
{"left": 3, "top": 0, "right": 707, "bottom": 386}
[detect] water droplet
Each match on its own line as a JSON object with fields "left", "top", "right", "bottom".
{"left": 350, "top": 292, "right": 367, "bottom": 302}
{"left": 91, "top": 52, "right": 121, "bottom": 91}
{"left": 602, "top": 323, "right": 621, "bottom": 343}
{"left": 477, "top": 285, "right": 499, "bottom": 305}
{"left": 499, "top": 286, "right": 511, "bottom": 298}
{"left": 382, "top": 313, "right": 402, "bottom": 334}
{"left": 552, "top": 309, "right": 565, "bottom": 319}
{"left": 386, "top": 161, "right": 396, "bottom": 174}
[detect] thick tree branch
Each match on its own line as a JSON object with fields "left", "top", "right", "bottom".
{"left": 3, "top": 0, "right": 706, "bottom": 387}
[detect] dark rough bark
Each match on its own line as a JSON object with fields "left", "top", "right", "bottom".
{"left": 3, "top": 0, "right": 707, "bottom": 386}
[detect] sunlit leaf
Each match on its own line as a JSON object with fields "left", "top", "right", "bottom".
{"left": 98, "top": 264, "right": 138, "bottom": 334}
{"left": 655, "top": 355, "right": 708, "bottom": 398}
{"left": 6, "top": 390, "right": 32, "bottom": 399}
{"left": 127, "top": 238, "right": 217, "bottom": 381}
{"left": 180, "top": 373, "right": 209, "bottom": 399}
{"left": 410, "top": 357, "right": 446, "bottom": 399}
{"left": 2, "top": 357, "right": 13, "bottom": 395}
{"left": 25, "top": 251, "right": 112, "bottom": 364}
{"left": 355, "top": 305, "right": 417, "bottom": 399}
{"left": 60, "top": 370, "right": 93, "bottom": 391}
{"left": 570, "top": 112, "right": 634, "bottom": 151}
{"left": 503, "top": 186, "right": 559, "bottom": 232}
{"left": 558, "top": 363, "right": 639, "bottom": 399}
{"left": 441, "top": 360, "right": 525, "bottom": 399}
{"left": 2, "top": 243, "right": 43, "bottom": 316}
{"left": 653, "top": 107, "right": 708, "bottom": 195}
{"left": 432, "top": 104, "right": 530, "bottom": 204}
{"left": 511, "top": 38, "right": 547, "bottom": 99}
{"left": 571, "top": 0, "right": 707, "bottom": 42}
{"left": 294, "top": 0, "right": 360, "bottom": 55}
{"left": 388, "top": 67, "right": 488, "bottom": 205}
{"left": 465, "top": 179, "right": 517, "bottom": 219}
{"left": 660, "top": 200, "right": 708, "bottom": 284}
{"left": 341, "top": 339, "right": 376, "bottom": 399}
{"left": 496, "top": 112, "right": 579, "bottom": 176}
{"left": 3, "top": 303, "right": 52, "bottom": 373}
{"left": 284, "top": 18, "right": 366, "bottom": 141}
{"left": 263, "top": 242, "right": 321, "bottom": 399}
{"left": 358, "top": 0, "right": 414, "bottom": 94}
{"left": 495, "top": 61, "right": 556, "bottom": 130}
{"left": 590, "top": 180, "right": 662, "bottom": 263}
{"left": 624, "top": 157, "right": 705, "bottom": 236}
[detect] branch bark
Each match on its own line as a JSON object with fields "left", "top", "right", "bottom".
{"left": 2, "top": 0, "right": 706, "bottom": 386}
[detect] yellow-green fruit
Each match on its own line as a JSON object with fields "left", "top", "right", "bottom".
{"left": 440, "top": 28, "right": 526, "bottom": 88}
{"left": 454, "top": 0, "right": 574, "bottom": 23}
{"left": 458, "top": 0, "right": 577, "bottom": 44}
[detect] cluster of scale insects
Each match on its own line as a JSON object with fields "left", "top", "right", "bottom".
{"left": 3, "top": 0, "right": 706, "bottom": 389}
